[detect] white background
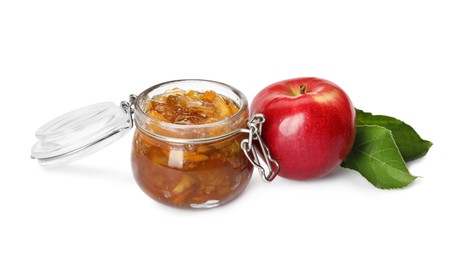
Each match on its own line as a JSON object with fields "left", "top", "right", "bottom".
{"left": 1, "top": 1, "right": 450, "bottom": 259}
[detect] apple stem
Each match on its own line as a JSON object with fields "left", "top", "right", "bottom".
{"left": 300, "top": 84, "right": 307, "bottom": 94}
{"left": 290, "top": 84, "right": 308, "bottom": 96}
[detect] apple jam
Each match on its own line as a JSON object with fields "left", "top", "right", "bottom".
{"left": 145, "top": 88, "right": 240, "bottom": 125}
{"left": 132, "top": 80, "right": 253, "bottom": 208}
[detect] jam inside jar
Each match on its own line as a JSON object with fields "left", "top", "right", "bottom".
{"left": 132, "top": 80, "right": 253, "bottom": 208}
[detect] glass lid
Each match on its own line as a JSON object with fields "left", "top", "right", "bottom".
{"left": 31, "top": 101, "right": 134, "bottom": 167}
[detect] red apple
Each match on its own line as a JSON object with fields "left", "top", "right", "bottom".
{"left": 250, "top": 77, "right": 355, "bottom": 180}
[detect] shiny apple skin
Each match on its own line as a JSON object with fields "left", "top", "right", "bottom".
{"left": 250, "top": 77, "right": 356, "bottom": 180}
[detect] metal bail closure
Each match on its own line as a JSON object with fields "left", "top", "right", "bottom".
{"left": 241, "top": 114, "right": 280, "bottom": 182}
{"left": 31, "top": 95, "right": 137, "bottom": 167}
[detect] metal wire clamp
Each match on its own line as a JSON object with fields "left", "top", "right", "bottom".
{"left": 120, "top": 94, "right": 137, "bottom": 129}
{"left": 240, "top": 114, "right": 279, "bottom": 182}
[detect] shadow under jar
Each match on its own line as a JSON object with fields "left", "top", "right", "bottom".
{"left": 132, "top": 80, "right": 253, "bottom": 209}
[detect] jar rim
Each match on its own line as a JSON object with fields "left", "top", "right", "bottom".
{"left": 135, "top": 79, "right": 249, "bottom": 134}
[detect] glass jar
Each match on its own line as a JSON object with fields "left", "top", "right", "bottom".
{"left": 131, "top": 79, "right": 253, "bottom": 208}
{"left": 31, "top": 79, "right": 278, "bottom": 209}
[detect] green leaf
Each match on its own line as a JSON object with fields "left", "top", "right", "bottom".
{"left": 341, "top": 125, "right": 417, "bottom": 189}
{"left": 355, "top": 109, "right": 432, "bottom": 161}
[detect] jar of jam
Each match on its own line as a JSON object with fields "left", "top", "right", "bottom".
{"left": 132, "top": 79, "right": 255, "bottom": 208}
{"left": 31, "top": 79, "right": 278, "bottom": 209}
